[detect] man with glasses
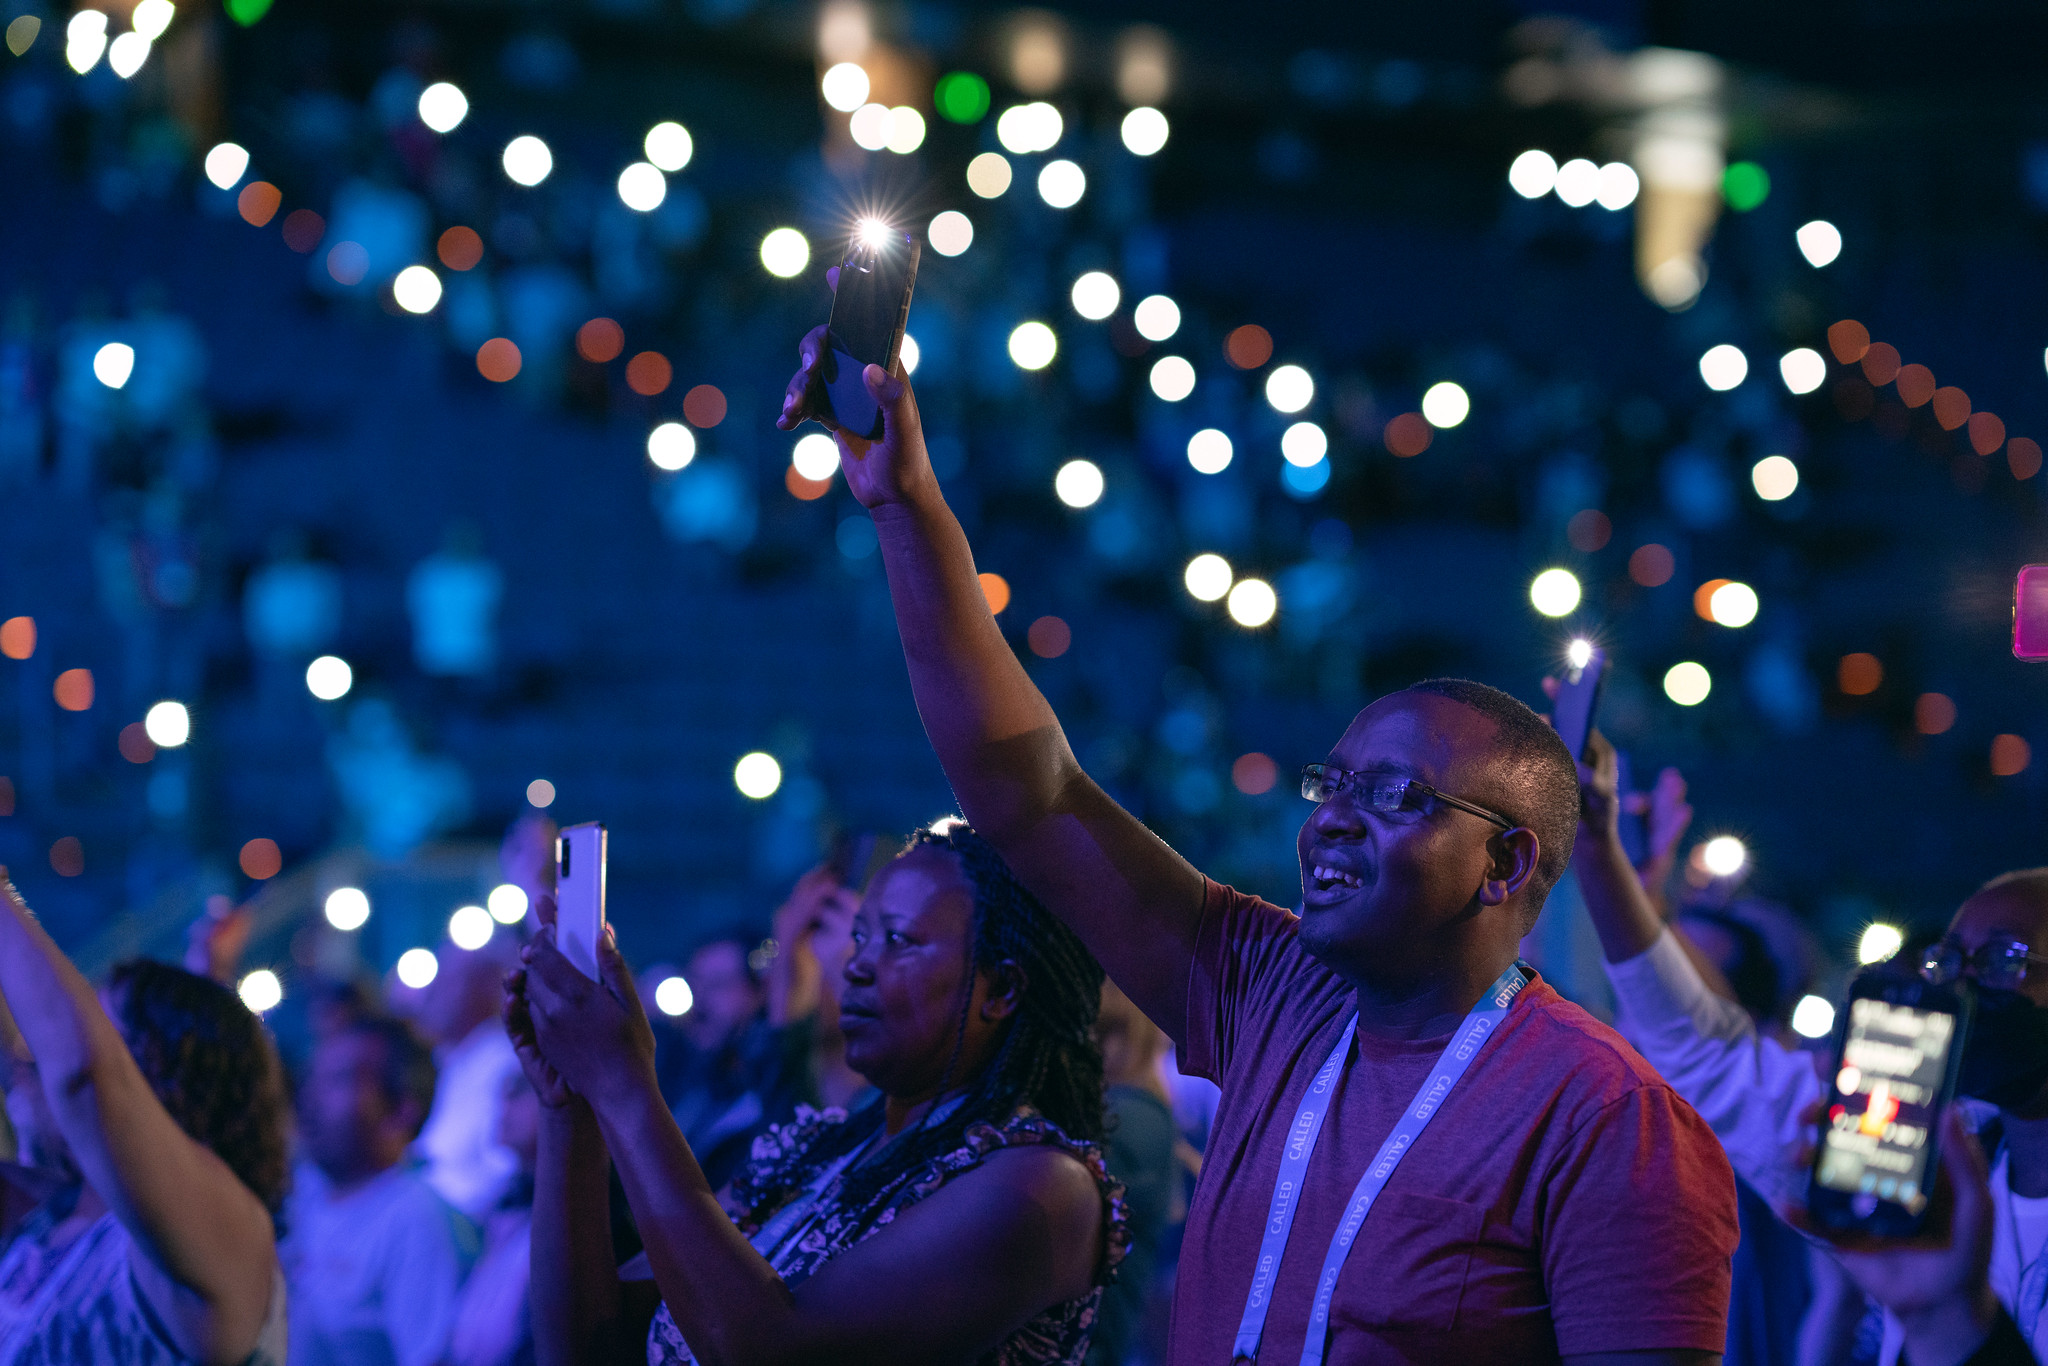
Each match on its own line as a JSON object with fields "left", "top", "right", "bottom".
{"left": 787, "top": 355, "right": 1739, "bottom": 1364}
{"left": 1572, "top": 731, "right": 2048, "bottom": 1364}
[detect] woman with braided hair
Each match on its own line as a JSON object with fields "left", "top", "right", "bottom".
{"left": 510, "top": 821, "right": 1128, "bottom": 1366}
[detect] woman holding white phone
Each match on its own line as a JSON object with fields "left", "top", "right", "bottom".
{"left": 507, "top": 822, "right": 1127, "bottom": 1366}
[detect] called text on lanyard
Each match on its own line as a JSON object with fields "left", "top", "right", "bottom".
{"left": 1230, "top": 962, "right": 1529, "bottom": 1366}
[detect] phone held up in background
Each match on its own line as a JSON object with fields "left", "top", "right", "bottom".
{"left": 1808, "top": 971, "right": 1970, "bottom": 1236}
{"left": 818, "top": 225, "right": 921, "bottom": 441}
{"left": 2014, "top": 564, "right": 2048, "bottom": 660}
{"left": 1552, "top": 646, "right": 1607, "bottom": 760}
{"left": 554, "top": 821, "right": 607, "bottom": 980}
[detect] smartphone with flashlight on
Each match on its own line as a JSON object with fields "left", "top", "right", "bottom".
{"left": 1808, "top": 973, "right": 1970, "bottom": 1237}
{"left": 818, "top": 223, "right": 921, "bottom": 441}
{"left": 2014, "top": 565, "right": 2048, "bottom": 661}
{"left": 1553, "top": 644, "right": 1607, "bottom": 760}
{"left": 554, "top": 822, "right": 606, "bottom": 981}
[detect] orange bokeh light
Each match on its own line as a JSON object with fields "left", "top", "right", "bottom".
{"left": 784, "top": 466, "right": 832, "bottom": 500}
{"left": 1224, "top": 325, "right": 1273, "bottom": 370}
{"left": 684, "top": 385, "right": 728, "bottom": 428}
{"left": 1992, "top": 735, "right": 2033, "bottom": 777}
{"left": 48, "top": 837, "right": 82, "bottom": 878}
{"left": 1567, "top": 509, "right": 1611, "bottom": 552}
{"left": 2009, "top": 437, "right": 2043, "bottom": 481}
{"left": 1838, "top": 653, "right": 1884, "bottom": 696}
{"left": 1895, "top": 364, "right": 1936, "bottom": 408}
{"left": 281, "top": 209, "right": 325, "bottom": 253}
{"left": 576, "top": 318, "right": 624, "bottom": 364}
{"left": 626, "top": 352, "right": 673, "bottom": 396}
{"left": 1231, "top": 752, "right": 1279, "bottom": 795}
{"left": 118, "top": 722, "right": 156, "bottom": 764}
{"left": 1968, "top": 412, "right": 2006, "bottom": 457}
{"left": 239, "top": 838, "right": 283, "bottom": 880}
{"left": 438, "top": 226, "right": 484, "bottom": 271}
{"left": 1827, "top": 320, "right": 1870, "bottom": 364}
{"left": 1692, "top": 579, "right": 1731, "bottom": 621}
{"left": 1931, "top": 387, "right": 1971, "bottom": 432}
{"left": 477, "top": 338, "right": 522, "bottom": 383}
{"left": 1860, "top": 343, "right": 1901, "bottom": 386}
{"left": 1915, "top": 693, "right": 1957, "bottom": 736}
{"left": 237, "top": 181, "right": 281, "bottom": 227}
{"left": 1027, "top": 615, "right": 1071, "bottom": 658}
{"left": 1629, "top": 544, "right": 1675, "bottom": 588}
{"left": 0, "top": 616, "right": 33, "bottom": 660}
{"left": 53, "top": 668, "right": 93, "bottom": 711}
{"left": 1383, "top": 413, "right": 1432, "bottom": 458}
{"left": 978, "top": 572, "right": 1011, "bottom": 615}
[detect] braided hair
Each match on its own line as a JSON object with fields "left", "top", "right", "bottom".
{"left": 792, "top": 821, "right": 1106, "bottom": 1227}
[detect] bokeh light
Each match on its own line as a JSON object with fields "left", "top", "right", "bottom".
{"left": 1280, "top": 422, "right": 1327, "bottom": 467}
{"left": 417, "top": 82, "right": 468, "bottom": 133}
{"left": 885, "top": 107, "right": 926, "bottom": 154}
{"left": 1595, "top": 162, "right": 1639, "bottom": 210}
{"left": 282, "top": 210, "right": 325, "bottom": 254}
{"left": 1149, "top": 356, "right": 1195, "bottom": 401}
{"left": 488, "top": 883, "right": 529, "bottom": 924}
{"left": 617, "top": 162, "right": 667, "bottom": 212}
{"left": 1838, "top": 653, "right": 1883, "bottom": 696}
{"left": 240, "top": 838, "right": 282, "bottom": 880}
{"left": 1779, "top": 347, "right": 1826, "bottom": 394}
{"left": 1507, "top": 149, "right": 1557, "bottom": 199}
{"left": 237, "top": 182, "right": 281, "bottom": 227}
{"left": 396, "top": 948, "right": 439, "bottom": 989}
{"left": 1797, "top": 220, "right": 1843, "bottom": 268}
{"left": 576, "top": 317, "right": 624, "bottom": 363}
{"left": 734, "top": 752, "right": 783, "bottom": 799}
{"left": 105, "top": 30, "right": 148, "bottom": 78}
{"left": 1857, "top": 923, "right": 1905, "bottom": 965}
{"left": 655, "top": 976, "right": 695, "bottom": 1016}
{"left": 203, "top": 142, "right": 249, "bottom": 190}
{"left": 649, "top": 423, "right": 697, "bottom": 471}
{"left": 1008, "top": 322, "right": 1057, "bottom": 370}
{"left": 966, "top": 153, "right": 1013, "bottom": 198}
{"left": 1751, "top": 456, "right": 1798, "bottom": 501}
{"left": 848, "top": 103, "right": 891, "bottom": 151}
{"left": 1723, "top": 161, "right": 1770, "bottom": 211}
{"left": 644, "top": 121, "right": 693, "bottom": 171}
{"left": 1420, "top": 381, "right": 1469, "bottom": 428}
{"left": 238, "top": 970, "right": 282, "bottom": 1014}
{"left": 1028, "top": 616, "right": 1072, "bottom": 658}
{"left": 93, "top": 343, "right": 134, "bottom": 389}
{"left": 760, "top": 228, "right": 810, "bottom": 278}
{"left": 1133, "top": 295, "right": 1180, "bottom": 341}
{"left": 1383, "top": 414, "right": 1431, "bottom": 457}
{"left": 48, "top": 838, "right": 82, "bottom": 877}
{"left": 477, "top": 338, "right": 522, "bottom": 382}
{"left": 1225, "top": 325, "right": 1273, "bottom": 369}
{"left": 324, "top": 887, "right": 370, "bottom": 931}
{"left": 326, "top": 242, "right": 369, "bottom": 287}
{"left": 683, "top": 385, "right": 727, "bottom": 427}
{"left": 1553, "top": 158, "right": 1599, "bottom": 207}
{"left": 1037, "top": 160, "right": 1086, "bottom": 209}
{"left": 626, "top": 351, "right": 672, "bottom": 396}
{"left": 1708, "top": 582, "right": 1758, "bottom": 628}
{"left": 526, "top": 779, "right": 556, "bottom": 807}
{"left": 1699, "top": 344, "right": 1748, "bottom": 391}
{"left": 502, "top": 135, "right": 553, "bottom": 186}
{"left": 118, "top": 723, "right": 154, "bottom": 764}
{"left": 899, "top": 335, "right": 921, "bottom": 374}
{"left": 934, "top": 72, "right": 991, "bottom": 124}
{"left": 1663, "top": 662, "right": 1712, "bottom": 706}
{"left": 1699, "top": 835, "right": 1747, "bottom": 877}
{"left": 1629, "top": 544, "right": 1675, "bottom": 587}
{"left": 449, "top": 904, "right": 493, "bottom": 950}
{"left": 438, "top": 226, "right": 484, "bottom": 271}
{"left": 1915, "top": 693, "right": 1957, "bottom": 735}
{"left": 1070, "top": 271, "right": 1120, "bottom": 320}
{"left": 1529, "top": 568, "right": 1581, "bottom": 617}
{"left": 979, "top": 573, "right": 1011, "bottom": 614}
{"left": 1567, "top": 510, "right": 1611, "bottom": 552}
{"left": 1184, "top": 554, "right": 1233, "bottom": 602}
{"left": 1054, "top": 459, "right": 1104, "bottom": 508}
{"left": 792, "top": 433, "right": 840, "bottom": 481}
{"left": 821, "top": 62, "right": 870, "bottom": 112}
{"left": 133, "top": 0, "right": 173, "bottom": 41}
{"left": 995, "top": 102, "right": 1062, "bottom": 154}
{"left": 65, "top": 11, "right": 105, "bottom": 72}
{"left": 143, "top": 700, "right": 189, "bottom": 747}
{"left": 1264, "top": 365, "right": 1313, "bottom": 414}
{"left": 53, "top": 668, "right": 93, "bottom": 711}
{"left": 1232, "top": 753, "right": 1278, "bottom": 795}
{"left": 1186, "top": 428, "right": 1233, "bottom": 474}
{"left": 305, "top": 654, "right": 352, "bottom": 701}
{"left": 928, "top": 210, "right": 973, "bottom": 257}
{"left": 1791, "top": 995, "right": 1835, "bottom": 1039}
{"left": 392, "top": 265, "right": 443, "bottom": 314}
{"left": 1992, "top": 734, "right": 2032, "bottom": 777}
{"left": 1121, "top": 107, "right": 1169, "bottom": 156}
{"left": 1227, "top": 579, "right": 1277, "bottom": 628}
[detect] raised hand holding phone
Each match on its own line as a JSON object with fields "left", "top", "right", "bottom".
{"left": 554, "top": 822, "right": 606, "bottom": 981}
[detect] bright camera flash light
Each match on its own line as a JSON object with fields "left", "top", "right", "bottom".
{"left": 1567, "top": 639, "right": 1593, "bottom": 670}
{"left": 1858, "top": 922, "right": 1905, "bottom": 966}
{"left": 857, "top": 217, "right": 891, "bottom": 247}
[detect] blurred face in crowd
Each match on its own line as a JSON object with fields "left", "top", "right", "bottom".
{"left": 1296, "top": 693, "right": 1529, "bottom": 984}
{"left": 1945, "top": 876, "right": 2048, "bottom": 1117}
{"left": 299, "top": 1031, "right": 418, "bottom": 1185}
{"left": 683, "top": 941, "right": 763, "bottom": 1049}
{"left": 837, "top": 849, "right": 1007, "bottom": 1101}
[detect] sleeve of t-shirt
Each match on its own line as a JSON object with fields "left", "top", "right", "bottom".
{"left": 1182, "top": 878, "right": 1309, "bottom": 1084}
{"left": 1539, "top": 1083, "right": 1741, "bottom": 1357}
{"left": 381, "top": 1195, "right": 475, "bottom": 1366}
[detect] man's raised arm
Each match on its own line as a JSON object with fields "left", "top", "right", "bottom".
{"left": 780, "top": 342, "right": 1207, "bottom": 1038}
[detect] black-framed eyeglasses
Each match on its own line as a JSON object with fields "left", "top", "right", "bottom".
{"left": 1922, "top": 937, "right": 2048, "bottom": 992}
{"left": 1300, "top": 764, "right": 1517, "bottom": 831}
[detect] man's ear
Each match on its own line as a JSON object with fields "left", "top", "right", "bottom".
{"left": 1477, "top": 828, "right": 1541, "bottom": 907}
{"left": 979, "top": 959, "right": 1028, "bottom": 1022}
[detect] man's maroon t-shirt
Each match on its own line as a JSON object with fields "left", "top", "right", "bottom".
{"left": 1171, "top": 880, "right": 1738, "bottom": 1364}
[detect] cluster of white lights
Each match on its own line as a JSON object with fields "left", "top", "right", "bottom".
{"left": 1698, "top": 344, "right": 1748, "bottom": 392}
{"left": 1070, "top": 271, "right": 1119, "bottom": 320}
{"left": 69, "top": 6, "right": 161, "bottom": 77}
{"left": 1707, "top": 581, "right": 1759, "bottom": 628}
{"left": 93, "top": 342, "right": 134, "bottom": 389}
{"left": 1281, "top": 422, "right": 1327, "bottom": 467}
{"left": 1149, "top": 356, "right": 1195, "bottom": 402}
{"left": 1121, "top": 107, "right": 1169, "bottom": 157}
{"left": 1008, "top": 322, "right": 1057, "bottom": 371}
{"left": 1133, "top": 295, "right": 1180, "bottom": 341}
{"left": 1055, "top": 459, "right": 1104, "bottom": 509}
{"left": 1507, "top": 151, "right": 1639, "bottom": 211}
{"left": 393, "top": 265, "right": 443, "bottom": 315}
{"left": 1663, "top": 661, "right": 1712, "bottom": 706}
{"left": 850, "top": 104, "right": 926, "bottom": 154}
{"left": 396, "top": 947, "right": 439, "bottom": 989}
{"left": 203, "top": 142, "right": 250, "bottom": 190}
{"left": 761, "top": 228, "right": 810, "bottom": 279}
{"left": 502, "top": 135, "right": 553, "bottom": 187}
{"left": 418, "top": 82, "right": 468, "bottom": 133}
{"left": 1182, "top": 554, "right": 1277, "bottom": 626}
{"left": 1529, "top": 568, "right": 1581, "bottom": 618}
{"left": 791, "top": 433, "right": 840, "bottom": 482}
{"left": 1037, "top": 160, "right": 1086, "bottom": 209}
{"left": 734, "top": 751, "right": 783, "bottom": 799}
{"left": 648, "top": 422, "right": 697, "bottom": 472}
{"left": 928, "top": 211, "right": 973, "bottom": 257}
{"left": 1187, "top": 428, "right": 1233, "bottom": 474}
{"left": 1796, "top": 220, "right": 1842, "bottom": 268}
{"left": 238, "top": 969, "right": 282, "bottom": 1014}
{"left": 143, "top": 699, "right": 189, "bottom": 747}
{"left": 488, "top": 883, "right": 529, "bottom": 925}
{"left": 324, "top": 886, "right": 371, "bottom": 931}
{"left": 1264, "top": 365, "right": 1313, "bottom": 415}
{"left": 448, "top": 904, "right": 493, "bottom": 951}
{"left": 1751, "top": 455, "right": 1799, "bottom": 501}
{"left": 655, "top": 975, "right": 694, "bottom": 1016}
{"left": 1420, "top": 381, "right": 1469, "bottom": 429}
{"left": 995, "top": 102, "right": 1064, "bottom": 155}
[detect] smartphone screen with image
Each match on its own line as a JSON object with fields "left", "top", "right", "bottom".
{"left": 1809, "top": 976, "right": 1969, "bottom": 1236}
{"left": 554, "top": 822, "right": 606, "bottom": 981}
{"left": 820, "top": 226, "right": 920, "bottom": 441}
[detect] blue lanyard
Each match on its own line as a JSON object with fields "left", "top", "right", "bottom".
{"left": 1231, "top": 962, "right": 1529, "bottom": 1365}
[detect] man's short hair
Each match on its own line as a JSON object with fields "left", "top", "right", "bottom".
{"left": 1404, "top": 678, "right": 1582, "bottom": 919}
{"left": 1978, "top": 868, "right": 2048, "bottom": 901}
{"left": 343, "top": 1015, "right": 438, "bottom": 1137}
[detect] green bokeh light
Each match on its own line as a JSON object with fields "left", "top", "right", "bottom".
{"left": 225, "top": 0, "right": 273, "bottom": 25}
{"left": 934, "top": 72, "right": 991, "bottom": 125}
{"left": 1723, "top": 161, "right": 1770, "bottom": 212}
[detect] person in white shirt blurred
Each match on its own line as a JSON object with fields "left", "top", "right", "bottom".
{"left": 412, "top": 935, "right": 524, "bottom": 1222}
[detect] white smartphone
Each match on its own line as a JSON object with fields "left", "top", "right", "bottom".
{"left": 554, "top": 822, "right": 606, "bottom": 980}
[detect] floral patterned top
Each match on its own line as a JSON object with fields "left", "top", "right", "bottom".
{"left": 647, "top": 1104, "right": 1128, "bottom": 1366}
